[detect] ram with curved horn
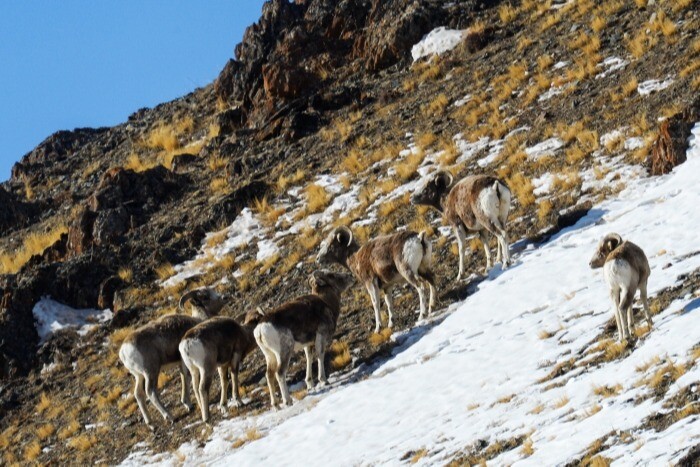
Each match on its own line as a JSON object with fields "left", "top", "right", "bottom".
{"left": 411, "top": 171, "right": 511, "bottom": 280}
{"left": 317, "top": 226, "right": 436, "bottom": 333}
{"left": 590, "top": 233, "right": 653, "bottom": 342}
{"left": 118, "top": 287, "right": 224, "bottom": 428}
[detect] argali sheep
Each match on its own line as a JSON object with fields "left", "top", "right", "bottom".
{"left": 316, "top": 226, "right": 436, "bottom": 333}
{"left": 246, "top": 270, "right": 354, "bottom": 408}
{"left": 179, "top": 316, "right": 256, "bottom": 423}
{"left": 411, "top": 171, "right": 511, "bottom": 279}
{"left": 118, "top": 288, "right": 225, "bottom": 428}
{"left": 589, "top": 233, "right": 653, "bottom": 341}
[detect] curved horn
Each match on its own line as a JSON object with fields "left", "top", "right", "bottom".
{"left": 333, "top": 226, "right": 353, "bottom": 247}
{"left": 178, "top": 289, "right": 198, "bottom": 311}
{"left": 434, "top": 170, "right": 454, "bottom": 188}
{"left": 603, "top": 232, "right": 623, "bottom": 249}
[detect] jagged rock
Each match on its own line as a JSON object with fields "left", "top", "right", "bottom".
{"left": 170, "top": 153, "right": 198, "bottom": 172}
{"left": 93, "top": 207, "right": 129, "bottom": 246}
{"left": 97, "top": 276, "right": 124, "bottom": 310}
{"left": 217, "top": 106, "right": 248, "bottom": 134}
{"left": 0, "top": 187, "right": 37, "bottom": 236}
{"left": 206, "top": 180, "right": 270, "bottom": 229}
{"left": 648, "top": 114, "right": 693, "bottom": 176}
{"left": 88, "top": 166, "right": 181, "bottom": 213}
{"left": 67, "top": 207, "right": 97, "bottom": 256}
{"left": 263, "top": 62, "right": 318, "bottom": 99}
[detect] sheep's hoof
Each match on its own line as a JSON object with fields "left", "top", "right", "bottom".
{"left": 305, "top": 380, "right": 314, "bottom": 391}
{"left": 183, "top": 403, "right": 194, "bottom": 413}
{"left": 147, "top": 423, "right": 156, "bottom": 432}
{"left": 316, "top": 381, "right": 328, "bottom": 389}
{"left": 219, "top": 405, "right": 228, "bottom": 415}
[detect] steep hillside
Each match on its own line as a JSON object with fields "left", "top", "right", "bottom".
{"left": 1, "top": 0, "right": 699, "bottom": 464}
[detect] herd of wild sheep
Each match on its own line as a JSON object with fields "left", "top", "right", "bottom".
{"left": 119, "top": 171, "right": 653, "bottom": 428}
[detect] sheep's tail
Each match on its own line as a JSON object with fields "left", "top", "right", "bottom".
{"left": 417, "top": 230, "right": 435, "bottom": 285}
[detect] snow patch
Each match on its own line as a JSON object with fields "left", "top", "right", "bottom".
{"left": 33, "top": 298, "right": 112, "bottom": 344}
{"left": 525, "top": 137, "right": 564, "bottom": 160}
{"left": 411, "top": 27, "right": 464, "bottom": 62}
{"left": 638, "top": 78, "right": 674, "bottom": 96}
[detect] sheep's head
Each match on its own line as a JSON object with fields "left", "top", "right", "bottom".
{"left": 179, "top": 288, "right": 226, "bottom": 319}
{"left": 589, "top": 233, "right": 623, "bottom": 269}
{"left": 243, "top": 307, "right": 265, "bottom": 327}
{"left": 410, "top": 170, "right": 454, "bottom": 212}
{"left": 316, "top": 226, "right": 356, "bottom": 266}
{"left": 309, "top": 269, "right": 355, "bottom": 296}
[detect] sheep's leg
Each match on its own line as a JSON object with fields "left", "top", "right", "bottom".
{"left": 454, "top": 225, "right": 468, "bottom": 281}
{"left": 198, "top": 371, "right": 212, "bottom": 423}
{"left": 428, "top": 282, "right": 436, "bottom": 315}
{"left": 382, "top": 289, "right": 395, "bottom": 327}
{"left": 230, "top": 354, "right": 244, "bottom": 407}
{"left": 640, "top": 279, "right": 653, "bottom": 327}
{"left": 366, "top": 281, "right": 383, "bottom": 333}
{"left": 145, "top": 373, "right": 174, "bottom": 423}
{"left": 316, "top": 333, "right": 328, "bottom": 387}
{"left": 217, "top": 365, "right": 229, "bottom": 414}
{"left": 616, "top": 287, "right": 630, "bottom": 341}
{"left": 189, "top": 366, "right": 202, "bottom": 417}
{"left": 610, "top": 288, "right": 624, "bottom": 341}
{"left": 275, "top": 353, "right": 293, "bottom": 407}
{"left": 303, "top": 345, "right": 314, "bottom": 390}
{"left": 258, "top": 346, "right": 279, "bottom": 407}
{"left": 495, "top": 227, "right": 510, "bottom": 267}
{"left": 620, "top": 286, "right": 636, "bottom": 339}
{"left": 478, "top": 230, "right": 493, "bottom": 273}
{"left": 399, "top": 264, "right": 427, "bottom": 320}
{"left": 180, "top": 362, "right": 193, "bottom": 412}
{"left": 133, "top": 374, "right": 152, "bottom": 427}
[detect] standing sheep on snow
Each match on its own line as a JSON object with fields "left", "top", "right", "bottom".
{"left": 317, "top": 226, "right": 436, "bottom": 333}
{"left": 246, "top": 270, "right": 354, "bottom": 408}
{"left": 411, "top": 171, "right": 511, "bottom": 280}
{"left": 589, "top": 233, "right": 653, "bottom": 341}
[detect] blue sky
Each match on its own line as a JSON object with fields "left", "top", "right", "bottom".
{"left": 0, "top": 1, "right": 266, "bottom": 182}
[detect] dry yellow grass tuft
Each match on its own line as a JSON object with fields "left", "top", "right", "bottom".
{"left": 210, "top": 177, "right": 230, "bottom": 194}
{"left": 330, "top": 341, "right": 352, "bottom": 371}
{"left": 36, "top": 423, "right": 55, "bottom": 441}
{"left": 24, "top": 440, "right": 42, "bottom": 462}
{"left": 369, "top": 328, "right": 393, "bottom": 346}
{"left": 592, "top": 383, "right": 622, "bottom": 398}
{"left": 0, "top": 223, "right": 68, "bottom": 275}
{"left": 342, "top": 149, "right": 369, "bottom": 174}
{"left": 68, "top": 434, "right": 97, "bottom": 452}
{"left": 276, "top": 168, "right": 306, "bottom": 193}
{"left": 36, "top": 392, "right": 52, "bottom": 414}
{"left": 259, "top": 253, "right": 280, "bottom": 275}
{"left": 304, "top": 184, "right": 331, "bottom": 214}
{"left": 529, "top": 403, "right": 545, "bottom": 415}
{"left": 394, "top": 150, "right": 425, "bottom": 181}
{"left": 508, "top": 173, "right": 535, "bottom": 208}
{"left": 540, "top": 12, "right": 561, "bottom": 32}
{"left": 553, "top": 396, "right": 570, "bottom": 409}
{"left": 208, "top": 155, "right": 227, "bottom": 171}
{"left": 498, "top": 3, "right": 517, "bottom": 23}
{"left": 410, "top": 448, "right": 429, "bottom": 464}
{"left": 426, "top": 93, "right": 450, "bottom": 115}
{"left": 521, "top": 437, "right": 534, "bottom": 457}
{"left": 232, "top": 427, "right": 265, "bottom": 449}
{"left": 622, "top": 77, "right": 639, "bottom": 97}
{"left": 58, "top": 419, "right": 81, "bottom": 441}
{"left": 155, "top": 262, "right": 176, "bottom": 281}
{"left": 591, "top": 15, "right": 606, "bottom": 33}
{"left": 254, "top": 197, "right": 286, "bottom": 227}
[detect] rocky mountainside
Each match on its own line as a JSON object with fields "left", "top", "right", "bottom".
{"left": 1, "top": 0, "right": 699, "bottom": 464}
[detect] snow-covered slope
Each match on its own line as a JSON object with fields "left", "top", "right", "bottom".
{"left": 124, "top": 125, "right": 700, "bottom": 466}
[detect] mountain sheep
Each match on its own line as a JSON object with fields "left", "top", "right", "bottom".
{"left": 589, "top": 233, "right": 653, "bottom": 341}
{"left": 246, "top": 270, "right": 354, "bottom": 408}
{"left": 179, "top": 316, "right": 256, "bottom": 423}
{"left": 118, "top": 288, "right": 225, "bottom": 428}
{"left": 317, "top": 226, "right": 436, "bottom": 333}
{"left": 411, "top": 171, "right": 511, "bottom": 279}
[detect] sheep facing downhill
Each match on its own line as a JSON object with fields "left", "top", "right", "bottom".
{"left": 589, "top": 233, "right": 653, "bottom": 341}
{"left": 118, "top": 288, "right": 225, "bottom": 428}
{"left": 317, "top": 226, "right": 436, "bottom": 333}
{"left": 246, "top": 270, "right": 354, "bottom": 408}
{"left": 179, "top": 316, "right": 256, "bottom": 423}
{"left": 411, "top": 171, "right": 511, "bottom": 280}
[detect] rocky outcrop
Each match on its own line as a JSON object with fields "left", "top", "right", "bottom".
{"left": 0, "top": 187, "right": 38, "bottom": 236}
{"left": 215, "top": 0, "right": 452, "bottom": 129}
